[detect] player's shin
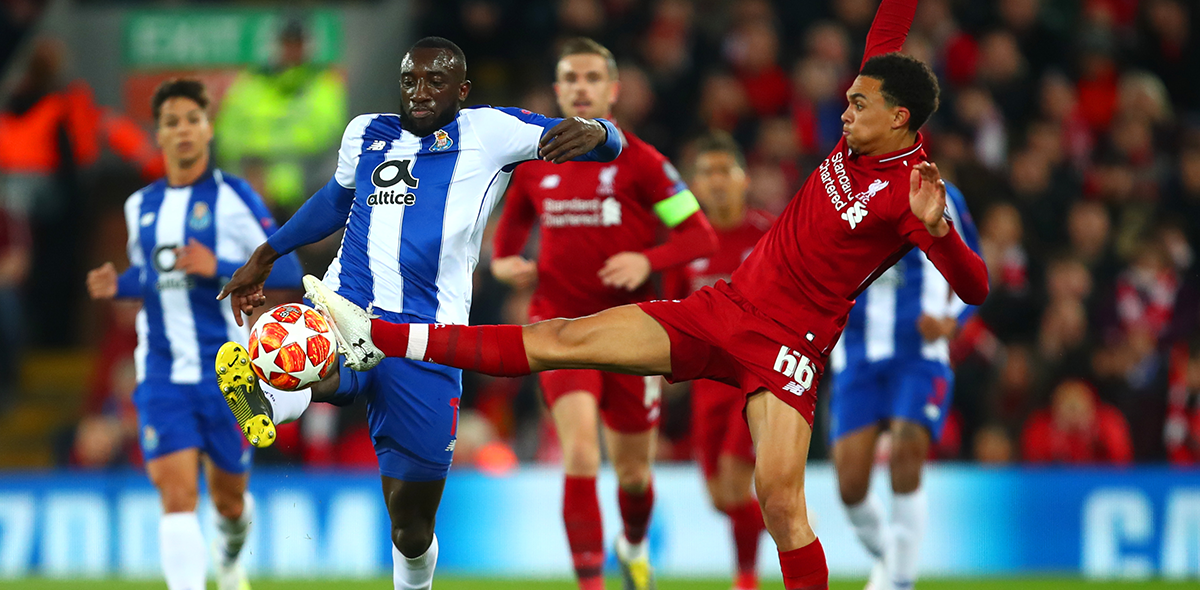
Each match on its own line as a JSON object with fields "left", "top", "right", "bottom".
{"left": 563, "top": 476, "right": 605, "bottom": 590}
{"left": 844, "top": 494, "right": 888, "bottom": 560}
{"left": 888, "top": 488, "right": 927, "bottom": 589}
{"left": 371, "top": 320, "right": 532, "bottom": 377}
{"left": 216, "top": 491, "right": 254, "bottom": 565}
{"left": 260, "top": 382, "right": 312, "bottom": 424}
{"left": 393, "top": 534, "right": 439, "bottom": 590}
{"left": 725, "top": 500, "right": 764, "bottom": 589}
{"left": 160, "top": 512, "right": 207, "bottom": 590}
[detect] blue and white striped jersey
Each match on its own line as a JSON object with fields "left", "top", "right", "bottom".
{"left": 289, "top": 106, "right": 621, "bottom": 325}
{"left": 830, "top": 182, "right": 981, "bottom": 371}
{"left": 119, "top": 169, "right": 302, "bottom": 384}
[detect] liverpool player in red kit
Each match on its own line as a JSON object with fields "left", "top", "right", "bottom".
{"left": 293, "top": 1, "right": 988, "bottom": 587}
{"left": 665, "top": 132, "right": 773, "bottom": 590}
{"left": 491, "top": 38, "right": 718, "bottom": 590}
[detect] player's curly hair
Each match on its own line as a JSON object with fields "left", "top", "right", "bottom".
{"left": 151, "top": 78, "right": 210, "bottom": 122}
{"left": 859, "top": 52, "right": 940, "bottom": 133}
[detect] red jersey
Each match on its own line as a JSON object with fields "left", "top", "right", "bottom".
{"left": 666, "top": 210, "right": 774, "bottom": 299}
{"left": 729, "top": 0, "right": 987, "bottom": 351}
{"left": 494, "top": 129, "right": 715, "bottom": 319}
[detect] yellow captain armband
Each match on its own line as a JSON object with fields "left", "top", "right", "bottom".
{"left": 654, "top": 190, "right": 701, "bottom": 228}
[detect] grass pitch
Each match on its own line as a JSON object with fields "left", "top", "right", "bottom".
{"left": 1, "top": 578, "right": 1195, "bottom": 589}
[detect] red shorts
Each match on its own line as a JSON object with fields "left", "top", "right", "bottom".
{"left": 539, "top": 369, "right": 661, "bottom": 433}
{"left": 692, "top": 379, "right": 755, "bottom": 479}
{"left": 637, "top": 280, "right": 839, "bottom": 426}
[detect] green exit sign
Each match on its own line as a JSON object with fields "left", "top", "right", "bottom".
{"left": 123, "top": 9, "right": 342, "bottom": 69}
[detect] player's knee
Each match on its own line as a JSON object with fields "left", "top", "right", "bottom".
{"left": 211, "top": 490, "right": 245, "bottom": 521}
{"left": 157, "top": 482, "right": 199, "bottom": 513}
{"left": 889, "top": 424, "right": 929, "bottom": 493}
{"left": 562, "top": 439, "right": 601, "bottom": 476}
{"left": 392, "top": 522, "right": 435, "bottom": 559}
{"left": 757, "top": 484, "right": 805, "bottom": 532}
{"left": 837, "top": 471, "right": 871, "bottom": 506}
{"left": 613, "top": 459, "right": 652, "bottom": 493}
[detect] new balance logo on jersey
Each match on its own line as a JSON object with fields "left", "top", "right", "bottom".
{"left": 841, "top": 201, "right": 868, "bottom": 229}
{"left": 773, "top": 345, "right": 816, "bottom": 394}
{"left": 368, "top": 159, "right": 419, "bottom": 206}
{"left": 367, "top": 140, "right": 387, "bottom": 151}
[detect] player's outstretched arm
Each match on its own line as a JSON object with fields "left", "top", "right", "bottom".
{"left": 538, "top": 117, "right": 620, "bottom": 164}
{"left": 217, "top": 243, "right": 277, "bottom": 326}
{"left": 908, "top": 162, "right": 989, "bottom": 305}
{"left": 862, "top": 0, "right": 919, "bottom": 67}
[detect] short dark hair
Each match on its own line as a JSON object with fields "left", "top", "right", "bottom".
{"left": 151, "top": 78, "right": 209, "bottom": 122}
{"left": 692, "top": 130, "right": 746, "bottom": 168}
{"left": 859, "top": 52, "right": 940, "bottom": 132}
{"left": 409, "top": 36, "right": 467, "bottom": 73}
{"left": 559, "top": 37, "right": 618, "bottom": 79}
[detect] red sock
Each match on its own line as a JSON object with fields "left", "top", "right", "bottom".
{"left": 779, "top": 538, "right": 828, "bottom": 590}
{"left": 563, "top": 476, "right": 604, "bottom": 588}
{"left": 370, "top": 320, "right": 531, "bottom": 377}
{"left": 618, "top": 481, "right": 655, "bottom": 545}
{"left": 725, "top": 500, "right": 764, "bottom": 581}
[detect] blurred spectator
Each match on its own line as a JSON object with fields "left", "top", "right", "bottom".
{"left": 723, "top": 19, "right": 789, "bottom": 118}
{"left": 0, "top": 207, "right": 30, "bottom": 414}
{"left": 0, "top": 37, "right": 162, "bottom": 347}
{"left": 973, "top": 423, "right": 1015, "bottom": 464}
{"left": 71, "top": 358, "right": 139, "bottom": 469}
{"left": 452, "top": 409, "right": 518, "bottom": 476}
{"left": 1137, "top": 0, "right": 1200, "bottom": 115}
{"left": 1037, "top": 71, "right": 1094, "bottom": 171}
{"left": 1164, "top": 341, "right": 1200, "bottom": 464}
{"left": 975, "top": 30, "right": 1035, "bottom": 126}
{"left": 1065, "top": 200, "right": 1120, "bottom": 290}
{"left": 790, "top": 57, "right": 845, "bottom": 156}
{"left": 215, "top": 17, "right": 347, "bottom": 213}
{"left": 978, "top": 202, "right": 1037, "bottom": 342}
{"left": 1021, "top": 378, "right": 1134, "bottom": 464}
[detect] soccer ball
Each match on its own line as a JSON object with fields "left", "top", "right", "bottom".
{"left": 247, "top": 303, "right": 339, "bottom": 390}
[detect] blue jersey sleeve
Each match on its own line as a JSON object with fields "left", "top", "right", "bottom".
{"left": 469, "top": 106, "right": 623, "bottom": 168}
{"left": 266, "top": 178, "right": 356, "bottom": 256}
{"left": 115, "top": 266, "right": 142, "bottom": 299}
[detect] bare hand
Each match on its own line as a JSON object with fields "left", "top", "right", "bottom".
{"left": 492, "top": 256, "right": 538, "bottom": 290}
{"left": 598, "top": 252, "right": 651, "bottom": 291}
{"left": 175, "top": 238, "right": 217, "bottom": 278}
{"left": 538, "top": 117, "right": 607, "bottom": 164}
{"left": 86, "top": 262, "right": 119, "bottom": 300}
{"left": 217, "top": 243, "right": 278, "bottom": 326}
{"left": 909, "top": 161, "right": 949, "bottom": 237}
{"left": 917, "top": 313, "right": 958, "bottom": 342}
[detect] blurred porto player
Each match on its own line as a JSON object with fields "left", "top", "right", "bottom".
{"left": 663, "top": 131, "right": 773, "bottom": 590}
{"left": 299, "top": 0, "right": 990, "bottom": 586}
{"left": 828, "top": 180, "right": 979, "bottom": 590}
{"left": 85, "top": 79, "right": 302, "bottom": 590}
{"left": 490, "top": 38, "right": 717, "bottom": 590}
{"left": 215, "top": 37, "right": 621, "bottom": 590}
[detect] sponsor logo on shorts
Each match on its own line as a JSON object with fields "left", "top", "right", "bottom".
{"left": 142, "top": 426, "right": 159, "bottom": 452}
{"left": 444, "top": 439, "right": 456, "bottom": 452}
{"left": 773, "top": 345, "right": 815, "bottom": 395}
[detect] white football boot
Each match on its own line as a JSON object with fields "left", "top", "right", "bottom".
{"left": 303, "top": 275, "right": 383, "bottom": 371}
{"left": 213, "top": 544, "right": 251, "bottom": 590}
{"left": 864, "top": 560, "right": 890, "bottom": 590}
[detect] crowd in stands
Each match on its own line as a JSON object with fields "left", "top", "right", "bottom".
{"left": 3, "top": 0, "right": 1199, "bottom": 469}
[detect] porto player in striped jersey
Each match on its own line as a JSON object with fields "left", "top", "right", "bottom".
{"left": 491, "top": 38, "right": 717, "bottom": 590}
{"left": 86, "top": 79, "right": 303, "bottom": 590}
{"left": 663, "top": 131, "right": 772, "bottom": 590}
{"left": 297, "top": 2, "right": 990, "bottom": 588}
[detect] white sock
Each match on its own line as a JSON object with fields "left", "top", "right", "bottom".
{"left": 216, "top": 492, "right": 254, "bottom": 566}
{"left": 159, "top": 512, "right": 207, "bottom": 590}
{"left": 617, "top": 533, "right": 648, "bottom": 561}
{"left": 889, "top": 488, "right": 927, "bottom": 590}
{"left": 393, "top": 535, "right": 439, "bottom": 590}
{"left": 844, "top": 494, "right": 889, "bottom": 560}
{"left": 260, "top": 383, "right": 312, "bottom": 424}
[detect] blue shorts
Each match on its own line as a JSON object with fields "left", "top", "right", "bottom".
{"left": 133, "top": 381, "right": 252, "bottom": 474}
{"left": 828, "top": 358, "right": 953, "bottom": 443}
{"left": 333, "top": 336, "right": 462, "bottom": 482}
